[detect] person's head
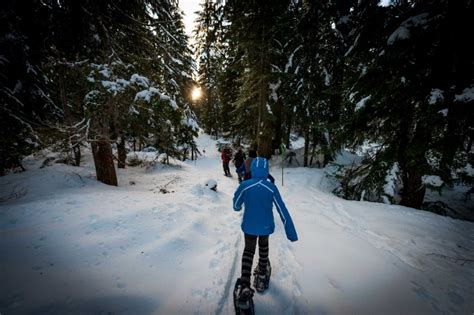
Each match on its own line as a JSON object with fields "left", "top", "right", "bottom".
{"left": 250, "top": 157, "right": 269, "bottom": 179}
{"left": 248, "top": 149, "right": 257, "bottom": 158}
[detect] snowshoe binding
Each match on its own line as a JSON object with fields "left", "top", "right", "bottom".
{"left": 233, "top": 278, "right": 255, "bottom": 315}
{"left": 253, "top": 260, "right": 271, "bottom": 293}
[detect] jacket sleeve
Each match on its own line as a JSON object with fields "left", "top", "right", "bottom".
{"left": 233, "top": 183, "right": 245, "bottom": 211}
{"left": 273, "top": 187, "right": 298, "bottom": 242}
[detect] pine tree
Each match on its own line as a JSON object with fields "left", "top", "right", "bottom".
{"left": 223, "top": 0, "right": 292, "bottom": 158}
{"left": 1, "top": 1, "right": 199, "bottom": 185}
{"left": 338, "top": 0, "right": 473, "bottom": 209}
{"left": 194, "top": 0, "right": 222, "bottom": 138}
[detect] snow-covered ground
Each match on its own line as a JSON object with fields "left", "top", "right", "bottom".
{"left": 1, "top": 133, "right": 473, "bottom": 314}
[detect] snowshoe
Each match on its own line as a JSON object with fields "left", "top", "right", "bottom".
{"left": 233, "top": 278, "right": 255, "bottom": 315}
{"left": 253, "top": 260, "right": 271, "bottom": 293}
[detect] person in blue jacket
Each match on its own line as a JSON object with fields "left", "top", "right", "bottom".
{"left": 232, "top": 157, "right": 298, "bottom": 309}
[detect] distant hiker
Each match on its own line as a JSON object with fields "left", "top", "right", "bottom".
{"left": 221, "top": 146, "right": 232, "bottom": 177}
{"left": 285, "top": 150, "right": 300, "bottom": 166}
{"left": 232, "top": 157, "right": 298, "bottom": 310}
{"left": 233, "top": 148, "right": 246, "bottom": 183}
{"left": 244, "top": 149, "right": 257, "bottom": 180}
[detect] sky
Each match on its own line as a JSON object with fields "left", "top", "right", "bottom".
{"left": 179, "top": 0, "right": 201, "bottom": 40}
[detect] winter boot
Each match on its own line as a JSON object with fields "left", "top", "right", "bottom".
{"left": 253, "top": 260, "right": 271, "bottom": 293}
{"left": 233, "top": 278, "right": 255, "bottom": 313}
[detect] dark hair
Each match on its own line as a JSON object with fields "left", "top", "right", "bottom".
{"left": 248, "top": 149, "right": 257, "bottom": 158}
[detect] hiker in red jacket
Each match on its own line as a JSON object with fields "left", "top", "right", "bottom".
{"left": 221, "top": 146, "right": 233, "bottom": 176}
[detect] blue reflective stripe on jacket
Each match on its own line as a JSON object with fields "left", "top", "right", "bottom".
{"left": 233, "top": 157, "right": 298, "bottom": 241}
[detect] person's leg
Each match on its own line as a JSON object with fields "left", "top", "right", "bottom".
{"left": 258, "top": 235, "right": 269, "bottom": 273}
{"left": 241, "top": 234, "right": 257, "bottom": 286}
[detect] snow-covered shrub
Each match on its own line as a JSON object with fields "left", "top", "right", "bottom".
{"left": 332, "top": 158, "right": 402, "bottom": 204}
{"left": 126, "top": 151, "right": 160, "bottom": 168}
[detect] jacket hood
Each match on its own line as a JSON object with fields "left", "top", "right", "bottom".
{"left": 251, "top": 157, "right": 269, "bottom": 179}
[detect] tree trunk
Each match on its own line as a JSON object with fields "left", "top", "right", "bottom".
{"left": 73, "top": 144, "right": 81, "bottom": 167}
{"left": 91, "top": 137, "right": 118, "bottom": 186}
{"left": 0, "top": 149, "right": 5, "bottom": 176}
{"left": 400, "top": 167, "right": 425, "bottom": 209}
{"left": 285, "top": 107, "right": 293, "bottom": 149}
{"left": 117, "top": 138, "right": 127, "bottom": 169}
{"left": 257, "top": 134, "right": 273, "bottom": 159}
{"left": 309, "top": 139, "right": 317, "bottom": 166}
{"left": 272, "top": 99, "right": 283, "bottom": 152}
{"left": 58, "top": 64, "right": 73, "bottom": 163}
{"left": 303, "top": 127, "right": 310, "bottom": 167}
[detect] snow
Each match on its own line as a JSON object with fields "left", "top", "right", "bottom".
{"left": 387, "top": 26, "right": 410, "bottom": 45}
{"left": 438, "top": 108, "right": 449, "bottom": 117}
{"left": 99, "top": 68, "right": 110, "bottom": 78}
{"left": 130, "top": 74, "right": 150, "bottom": 88}
{"left": 133, "top": 84, "right": 179, "bottom": 108}
{"left": 84, "top": 90, "right": 100, "bottom": 103}
{"left": 181, "top": 116, "right": 199, "bottom": 130}
{"left": 355, "top": 95, "right": 371, "bottom": 111}
{"left": 383, "top": 162, "right": 400, "bottom": 201}
{"left": 323, "top": 67, "right": 332, "bottom": 86}
{"left": 348, "top": 91, "right": 358, "bottom": 102}
{"left": 285, "top": 46, "right": 301, "bottom": 73}
{"left": 387, "top": 13, "right": 429, "bottom": 45}
{"left": 461, "top": 163, "right": 474, "bottom": 176}
{"left": 101, "top": 80, "right": 129, "bottom": 95}
{"left": 1, "top": 134, "right": 473, "bottom": 314}
{"left": 26, "top": 61, "right": 37, "bottom": 75}
{"left": 159, "top": 94, "right": 178, "bottom": 110}
{"left": 269, "top": 80, "right": 280, "bottom": 102}
{"left": 135, "top": 88, "right": 158, "bottom": 103}
{"left": 422, "top": 175, "right": 444, "bottom": 188}
{"left": 429, "top": 88, "right": 444, "bottom": 105}
{"left": 454, "top": 86, "right": 474, "bottom": 103}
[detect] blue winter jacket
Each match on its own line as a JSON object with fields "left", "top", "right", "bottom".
{"left": 233, "top": 157, "right": 298, "bottom": 241}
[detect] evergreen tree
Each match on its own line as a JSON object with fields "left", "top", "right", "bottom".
{"left": 338, "top": 0, "right": 473, "bottom": 209}
{"left": 194, "top": 0, "right": 222, "bottom": 138}
{"left": 224, "top": 0, "right": 291, "bottom": 158}
{"left": 0, "top": 0, "right": 199, "bottom": 185}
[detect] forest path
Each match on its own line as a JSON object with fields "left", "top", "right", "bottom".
{"left": 1, "top": 133, "right": 473, "bottom": 314}
{"left": 191, "top": 135, "right": 303, "bottom": 314}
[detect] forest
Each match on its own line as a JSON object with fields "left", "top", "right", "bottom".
{"left": 1, "top": 1, "right": 473, "bottom": 314}
{"left": 2, "top": 0, "right": 472, "bottom": 218}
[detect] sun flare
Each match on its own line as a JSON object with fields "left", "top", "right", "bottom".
{"left": 191, "top": 87, "right": 202, "bottom": 101}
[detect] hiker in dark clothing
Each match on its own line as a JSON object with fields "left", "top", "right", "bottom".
{"left": 244, "top": 149, "right": 276, "bottom": 183}
{"left": 233, "top": 148, "right": 246, "bottom": 183}
{"left": 244, "top": 149, "right": 257, "bottom": 180}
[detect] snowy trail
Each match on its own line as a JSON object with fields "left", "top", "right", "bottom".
{"left": 1, "top": 133, "right": 473, "bottom": 314}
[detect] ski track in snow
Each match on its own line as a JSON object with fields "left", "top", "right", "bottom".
{"left": 1, "top": 133, "right": 473, "bottom": 314}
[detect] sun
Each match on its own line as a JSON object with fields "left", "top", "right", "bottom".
{"left": 191, "top": 87, "right": 202, "bottom": 101}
